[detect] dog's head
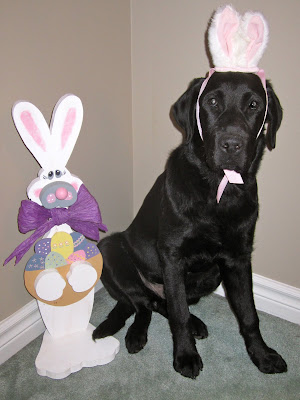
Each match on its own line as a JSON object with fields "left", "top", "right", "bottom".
{"left": 172, "top": 72, "right": 282, "bottom": 175}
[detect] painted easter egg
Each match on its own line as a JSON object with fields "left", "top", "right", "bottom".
{"left": 84, "top": 243, "right": 100, "bottom": 260}
{"left": 34, "top": 238, "right": 51, "bottom": 256}
{"left": 45, "top": 251, "right": 67, "bottom": 269}
{"left": 50, "top": 232, "right": 74, "bottom": 259}
{"left": 71, "top": 232, "right": 87, "bottom": 251}
{"left": 25, "top": 253, "right": 46, "bottom": 271}
{"left": 67, "top": 250, "right": 86, "bottom": 264}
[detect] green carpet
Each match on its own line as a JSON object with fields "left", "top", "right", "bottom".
{"left": 0, "top": 288, "right": 299, "bottom": 400}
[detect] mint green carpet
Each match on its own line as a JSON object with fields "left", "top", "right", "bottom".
{"left": 0, "top": 288, "right": 299, "bottom": 400}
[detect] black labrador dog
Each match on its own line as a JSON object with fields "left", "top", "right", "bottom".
{"left": 93, "top": 72, "right": 287, "bottom": 378}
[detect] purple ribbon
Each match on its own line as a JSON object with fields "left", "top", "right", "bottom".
{"left": 4, "top": 185, "right": 107, "bottom": 266}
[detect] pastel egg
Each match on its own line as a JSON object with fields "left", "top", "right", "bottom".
{"left": 67, "top": 250, "right": 86, "bottom": 263}
{"left": 51, "top": 232, "right": 74, "bottom": 259}
{"left": 83, "top": 243, "right": 100, "bottom": 259}
{"left": 34, "top": 238, "right": 51, "bottom": 256}
{"left": 71, "top": 232, "right": 87, "bottom": 251}
{"left": 45, "top": 251, "right": 66, "bottom": 269}
{"left": 25, "top": 254, "right": 46, "bottom": 271}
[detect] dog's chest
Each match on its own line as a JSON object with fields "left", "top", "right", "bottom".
{"left": 179, "top": 207, "right": 255, "bottom": 267}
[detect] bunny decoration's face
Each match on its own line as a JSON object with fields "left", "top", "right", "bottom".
{"left": 28, "top": 167, "right": 81, "bottom": 209}
{"left": 12, "top": 94, "right": 84, "bottom": 209}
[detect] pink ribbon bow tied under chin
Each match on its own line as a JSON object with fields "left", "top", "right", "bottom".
{"left": 4, "top": 184, "right": 108, "bottom": 266}
{"left": 217, "top": 169, "right": 244, "bottom": 204}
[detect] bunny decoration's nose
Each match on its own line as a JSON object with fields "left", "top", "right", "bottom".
{"left": 55, "top": 187, "right": 68, "bottom": 200}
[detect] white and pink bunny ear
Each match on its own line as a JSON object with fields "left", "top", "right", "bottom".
{"left": 50, "top": 94, "right": 83, "bottom": 171}
{"left": 243, "top": 11, "right": 269, "bottom": 69}
{"left": 208, "top": 5, "right": 240, "bottom": 70}
{"left": 208, "top": 5, "right": 269, "bottom": 71}
{"left": 12, "top": 101, "right": 51, "bottom": 170}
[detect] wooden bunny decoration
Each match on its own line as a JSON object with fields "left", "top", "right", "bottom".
{"left": 4, "top": 94, "right": 119, "bottom": 379}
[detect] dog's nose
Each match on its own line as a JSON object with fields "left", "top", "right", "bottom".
{"left": 220, "top": 137, "right": 243, "bottom": 153}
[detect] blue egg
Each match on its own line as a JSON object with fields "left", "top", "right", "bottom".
{"left": 83, "top": 242, "right": 100, "bottom": 260}
{"left": 71, "top": 232, "right": 87, "bottom": 251}
{"left": 25, "top": 253, "right": 46, "bottom": 271}
{"left": 34, "top": 238, "right": 51, "bottom": 256}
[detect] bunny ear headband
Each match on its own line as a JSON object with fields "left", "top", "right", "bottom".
{"left": 196, "top": 5, "right": 269, "bottom": 202}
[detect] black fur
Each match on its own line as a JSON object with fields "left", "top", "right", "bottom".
{"left": 93, "top": 72, "right": 287, "bottom": 378}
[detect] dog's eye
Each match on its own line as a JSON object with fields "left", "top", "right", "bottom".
{"left": 48, "top": 171, "right": 54, "bottom": 180}
{"left": 55, "top": 170, "right": 62, "bottom": 178}
{"left": 209, "top": 98, "right": 218, "bottom": 107}
{"left": 249, "top": 100, "right": 258, "bottom": 110}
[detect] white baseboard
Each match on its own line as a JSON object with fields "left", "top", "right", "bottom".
{"left": 0, "top": 300, "right": 45, "bottom": 365}
{"left": 0, "top": 276, "right": 299, "bottom": 366}
{"left": 214, "top": 273, "right": 300, "bottom": 325}
{"left": 0, "top": 280, "right": 103, "bottom": 365}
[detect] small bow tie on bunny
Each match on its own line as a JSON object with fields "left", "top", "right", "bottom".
{"left": 4, "top": 184, "right": 107, "bottom": 266}
{"left": 196, "top": 5, "right": 269, "bottom": 202}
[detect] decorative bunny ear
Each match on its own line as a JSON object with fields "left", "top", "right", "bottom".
{"left": 12, "top": 101, "right": 51, "bottom": 170}
{"left": 50, "top": 94, "right": 83, "bottom": 171}
{"left": 12, "top": 94, "right": 83, "bottom": 172}
{"left": 208, "top": 5, "right": 269, "bottom": 71}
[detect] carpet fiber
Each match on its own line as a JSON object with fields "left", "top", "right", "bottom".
{"left": 0, "top": 288, "right": 299, "bottom": 400}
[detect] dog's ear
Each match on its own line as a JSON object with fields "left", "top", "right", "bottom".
{"left": 265, "top": 81, "right": 283, "bottom": 150}
{"left": 171, "top": 78, "right": 205, "bottom": 143}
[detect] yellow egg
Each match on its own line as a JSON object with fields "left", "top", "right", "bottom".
{"left": 50, "top": 232, "right": 74, "bottom": 259}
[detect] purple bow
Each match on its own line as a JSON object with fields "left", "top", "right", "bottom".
{"left": 4, "top": 184, "right": 107, "bottom": 266}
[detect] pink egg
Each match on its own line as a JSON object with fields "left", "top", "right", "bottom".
{"left": 67, "top": 250, "right": 86, "bottom": 263}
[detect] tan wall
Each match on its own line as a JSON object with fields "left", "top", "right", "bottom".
{"left": 131, "top": 0, "right": 300, "bottom": 287}
{"left": 0, "top": 0, "right": 132, "bottom": 321}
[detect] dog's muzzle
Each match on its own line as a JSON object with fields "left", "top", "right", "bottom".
{"left": 195, "top": 68, "right": 268, "bottom": 203}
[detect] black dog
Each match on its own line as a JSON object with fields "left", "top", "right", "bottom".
{"left": 93, "top": 72, "right": 287, "bottom": 378}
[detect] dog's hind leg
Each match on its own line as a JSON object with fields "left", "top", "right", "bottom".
{"left": 125, "top": 307, "right": 152, "bottom": 353}
{"left": 190, "top": 314, "right": 208, "bottom": 339}
{"left": 92, "top": 301, "right": 134, "bottom": 340}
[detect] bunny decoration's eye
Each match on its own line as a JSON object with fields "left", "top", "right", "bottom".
{"left": 55, "top": 170, "right": 62, "bottom": 178}
{"left": 48, "top": 171, "right": 54, "bottom": 180}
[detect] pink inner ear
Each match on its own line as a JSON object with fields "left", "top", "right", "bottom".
{"left": 61, "top": 108, "right": 76, "bottom": 149}
{"left": 20, "top": 111, "right": 46, "bottom": 151}
{"left": 247, "top": 15, "right": 264, "bottom": 63}
{"left": 217, "top": 7, "right": 239, "bottom": 57}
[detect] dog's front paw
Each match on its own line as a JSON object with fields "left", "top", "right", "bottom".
{"left": 173, "top": 351, "right": 203, "bottom": 379}
{"left": 248, "top": 346, "right": 287, "bottom": 374}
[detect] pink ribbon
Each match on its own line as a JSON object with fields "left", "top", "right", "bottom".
{"left": 216, "top": 170, "right": 244, "bottom": 203}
